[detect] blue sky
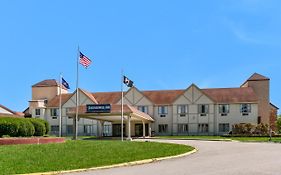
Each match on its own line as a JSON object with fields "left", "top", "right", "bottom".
{"left": 0, "top": 0, "right": 280, "bottom": 113}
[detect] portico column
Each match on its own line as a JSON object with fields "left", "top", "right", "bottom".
{"left": 148, "top": 123, "right": 152, "bottom": 137}
{"left": 127, "top": 115, "right": 132, "bottom": 140}
{"left": 100, "top": 121, "right": 104, "bottom": 137}
{"left": 142, "top": 121, "right": 146, "bottom": 138}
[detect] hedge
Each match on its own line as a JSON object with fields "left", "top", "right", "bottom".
{"left": 28, "top": 118, "right": 45, "bottom": 136}
{"left": 0, "top": 117, "right": 49, "bottom": 137}
{"left": 17, "top": 119, "right": 35, "bottom": 137}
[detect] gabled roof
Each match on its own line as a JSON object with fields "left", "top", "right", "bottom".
{"left": 32, "top": 79, "right": 67, "bottom": 90}
{"left": 0, "top": 104, "right": 24, "bottom": 117}
{"left": 247, "top": 73, "right": 270, "bottom": 81}
{"left": 80, "top": 89, "right": 98, "bottom": 104}
{"left": 0, "top": 104, "right": 15, "bottom": 114}
{"left": 47, "top": 94, "right": 72, "bottom": 107}
{"left": 202, "top": 87, "right": 258, "bottom": 103}
{"left": 92, "top": 91, "right": 122, "bottom": 104}
{"left": 142, "top": 89, "right": 184, "bottom": 105}
{"left": 270, "top": 103, "right": 279, "bottom": 110}
{"left": 47, "top": 88, "right": 98, "bottom": 107}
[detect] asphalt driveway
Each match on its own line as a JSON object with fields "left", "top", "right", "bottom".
{"left": 68, "top": 139, "right": 281, "bottom": 175}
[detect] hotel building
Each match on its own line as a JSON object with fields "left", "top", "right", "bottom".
{"left": 25, "top": 73, "right": 278, "bottom": 137}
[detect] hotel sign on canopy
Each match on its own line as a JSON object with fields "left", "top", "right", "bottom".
{"left": 86, "top": 104, "right": 111, "bottom": 113}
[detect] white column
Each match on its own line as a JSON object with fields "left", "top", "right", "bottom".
{"left": 142, "top": 121, "right": 146, "bottom": 138}
{"left": 148, "top": 123, "right": 152, "bottom": 137}
{"left": 127, "top": 115, "right": 132, "bottom": 140}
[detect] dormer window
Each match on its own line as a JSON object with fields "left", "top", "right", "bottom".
{"left": 241, "top": 104, "right": 251, "bottom": 116}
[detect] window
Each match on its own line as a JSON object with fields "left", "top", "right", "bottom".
{"left": 198, "top": 104, "right": 209, "bottom": 116}
{"left": 177, "top": 105, "right": 188, "bottom": 117}
{"left": 219, "top": 123, "right": 229, "bottom": 132}
{"left": 158, "top": 124, "right": 168, "bottom": 133}
{"left": 67, "top": 125, "right": 73, "bottom": 134}
{"left": 219, "top": 104, "right": 229, "bottom": 116}
{"left": 198, "top": 124, "right": 208, "bottom": 133}
{"left": 50, "top": 108, "right": 59, "bottom": 117}
{"left": 138, "top": 106, "right": 149, "bottom": 114}
{"left": 241, "top": 104, "right": 251, "bottom": 115}
{"left": 178, "top": 124, "right": 188, "bottom": 133}
{"left": 35, "top": 109, "right": 40, "bottom": 116}
{"left": 51, "top": 125, "right": 59, "bottom": 132}
{"left": 84, "top": 125, "right": 93, "bottom": 134}
{"left": 158, "top": 106, "right": 168, "bottom": 117}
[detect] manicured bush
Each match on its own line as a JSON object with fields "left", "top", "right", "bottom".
{"left": 232, "top": 123, "right": 269, "bottom": 136}
{"left": 28, "top": 118, "right": 46, "bottom": 136}
{"left": 17, "top": 119, "right": 35, "bottom": 137}
{"left": 0, "top": 117, "right": 20, "bottom": 137}
{"left": 36, "top": 118, "right": 50, "bottom": 135}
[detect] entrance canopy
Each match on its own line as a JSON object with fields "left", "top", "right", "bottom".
{"left": 67, "top": 104, "right": 154, "bottom": 123}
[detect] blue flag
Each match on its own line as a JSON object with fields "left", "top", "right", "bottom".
{"left": 62, "top": 77, "right": 70, "bottom": 89}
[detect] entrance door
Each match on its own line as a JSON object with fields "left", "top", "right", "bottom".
{"left": 135, "top": 124, "right": 149, "bottom": 137}
{"left": 112, "top": 124, "right": 125, "bottom": 137}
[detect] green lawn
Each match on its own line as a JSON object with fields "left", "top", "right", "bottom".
{"left": 0, "top": 140, "right": 193, "bottom": 174}
{"left": 156, "top": 135, "right": 281, "bottom": 142}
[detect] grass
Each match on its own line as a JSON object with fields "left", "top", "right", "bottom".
{"left": 0, "top": 140, "right": 193, "bottom": 174}
{"left": 156, "top": 135, "right": 281, "bottom": 142}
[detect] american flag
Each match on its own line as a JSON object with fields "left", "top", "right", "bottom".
{"left": 79, "top": 52, "right": 92, "bottom": 68}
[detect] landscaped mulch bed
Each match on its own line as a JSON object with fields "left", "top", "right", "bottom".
{"left": 0, "top": 137, "right": 65, "bottom": 145}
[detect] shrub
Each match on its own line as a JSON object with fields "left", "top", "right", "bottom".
{"left": 0, "top": 117, "right": 20, "bottom": 137}
{"left": 276, "top": 117, "right": 281, "bottom": 134}
{"left": 232, "top": 123, "right": 269, "bottom": 136}
{"left": 28, "top": 118, "right": 46, "bottom": 136}
{"left": 17, "top": 119, "right": 35, "bottom": 137}
{"left": 35, "top": 118, "right": 50, "bottom": 135}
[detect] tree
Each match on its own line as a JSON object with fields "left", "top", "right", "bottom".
{"left": 277, "top": 115, "right": 281, "bottom": 133}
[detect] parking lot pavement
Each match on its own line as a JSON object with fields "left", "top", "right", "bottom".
{"left": 68, "top": 139, "right": 281, "bottom": 175}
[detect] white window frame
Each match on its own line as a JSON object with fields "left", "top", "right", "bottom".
{"left": 198, "top": 104, "right": 209, "bottom": 116}
{"left": 219, "top": 104, "right": 230, "bottom": 116}
{"left": 137, "top": 106, "right": 149, "bottom": 114}
{"left": 35, "top": 108, "right": 40, "bottom": 116}
{"left": 178, "top": 124, "right": 188, "bottom": 133}
{"left": 158, "top": 124, "right": 168, "bottom": 133}
{"left": 198, "top": 123, "right": 209, "bottom": 133}
{"left": 177, "top": 105, "right": 188, "bottom": 116}
{"left": 158, "top": 106, "right": 168, "bottom": 116}
{"left": 50, "top": 108, "right": 59, "bottom": 117}
{"left": 241, "top": 104, "right": 251, "bottom": 115}
{"left": 219, "top": 123, "right": 230, "bottom": 133}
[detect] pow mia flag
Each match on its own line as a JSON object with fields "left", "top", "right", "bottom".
{"left": 123, "top": 76, "right": 134, "bottom": 87}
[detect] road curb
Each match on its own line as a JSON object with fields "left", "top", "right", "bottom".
{"left": 20, "top": 147, "right": 197, "bottom": 175}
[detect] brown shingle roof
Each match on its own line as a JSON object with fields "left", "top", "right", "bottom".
{"left": 247, "top": 73, "right": 270, "bottom": 81}
{"left": 32, "top": 79, "right": 67, "bottom": 90}
{"left": 46, "top": 86, "right": 259, "bottom": 107}
{"left": 47, "top": 94, "right": 72, "bottom": 107}
{"left": 92, "top": 92, "right": 122, "bottom": 104}
{"left": 0, "top": 104, "right": 24, "bottom": 117}
{"left": 142, "top": 90, "right": 184, "bottom": 105}
{"left": 80, "top": 89, "right": 98, "bottom": 104}
{"left": 202, "top": 87, "right": 258, "bottom": 103}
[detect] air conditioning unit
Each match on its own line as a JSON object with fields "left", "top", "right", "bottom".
{"left": 160, "top": 114, "right": 166, "bottom": 117}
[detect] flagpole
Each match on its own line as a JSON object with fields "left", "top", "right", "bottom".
{"left": 121, "top": 69, "right": 124, "bottom": 141}
{"left": 74, "top": 46, "right": 79, "bottom": 140}
{"left": 59, "top": 73, "right": 62, "bottom": 137}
